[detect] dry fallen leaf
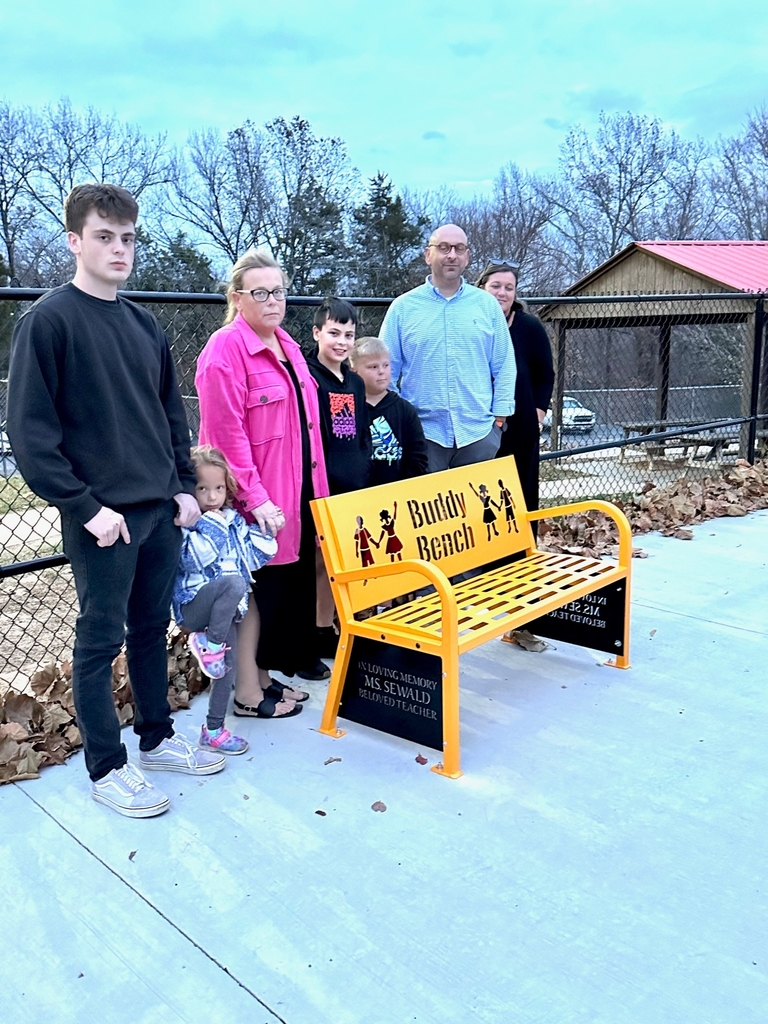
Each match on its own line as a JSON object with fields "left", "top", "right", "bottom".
{"left": 0, "top": 722, "right": 29, "bottom": 743}
{"left": 371, "top": 801, "right": 387, "bottom": 812}
{"left": 315, "top": 809, "right": 327, "bottom": 816}
{"left": 324, "top": 756, "right": 342, "bottom": 765}
{"left": 506, "top": 629, "right": 551, "bottom": 653}
{"left": 415, "top": 754, "right": 428, "bottom": 765}
{"left": 650, "top": 629, "right": 657, "bottom": 638}
{"left": 128, "top": 850, "right": 136, "bottom": 861}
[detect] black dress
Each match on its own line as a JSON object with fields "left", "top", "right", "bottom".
{"left": 497, "top": 304, "right": 554, "bottom": 515}
{"left": 251, "top": 359, "right": 317, "bottom": 675}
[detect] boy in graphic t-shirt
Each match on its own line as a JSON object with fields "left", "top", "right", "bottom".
{"left": 305, "top": 297, "right": 371, "bottom": 668}
{"left": 306, "top": 297, "right": 371, "bottom": 495}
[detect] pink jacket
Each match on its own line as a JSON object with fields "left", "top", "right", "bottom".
{"left": 195, "top": 314, "right": 329, "bottom": 565}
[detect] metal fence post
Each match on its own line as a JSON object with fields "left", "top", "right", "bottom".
{"left": 746, "top": 297, "right": 765, "bottom": 463}
{"left": 656, "top": 323, "right": 672, "bottom": 423}
{"left": 551, "top": 320, "right": 567, "bottom": 449}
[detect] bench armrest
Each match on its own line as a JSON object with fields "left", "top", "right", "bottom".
{"left": 528, "top": 499, "right": 633, "bottom": 568}
{"left": 331, "top": 558, "right": 458, "bottom": 638}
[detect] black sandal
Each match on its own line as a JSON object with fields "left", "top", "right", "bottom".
{"left": 233, "top": 697, "right": 303, "bottom": 719}
{"left": 265, "top": 680, "right": 310, "bottom": 703}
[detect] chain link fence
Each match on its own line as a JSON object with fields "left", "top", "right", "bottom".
{"left": 1, "top": 289, "right": 765, "bottom": 693}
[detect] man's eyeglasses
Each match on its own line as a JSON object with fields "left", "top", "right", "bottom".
{"left": 487, "top": 258, "right": 520, "bottom": 271}
{"left": 428, "top": 242, "right": 469, "bottom": 255}
{"left": 236, "top": 287, "right": 288, "bottom": 302}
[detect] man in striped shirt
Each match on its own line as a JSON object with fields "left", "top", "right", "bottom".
{"left": 380, "top": 224, "right": 517, "bottom": 472}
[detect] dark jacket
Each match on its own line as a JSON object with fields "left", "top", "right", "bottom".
{"left": 365, "top": 390, "right": 429, "bottom": 486}
{"left": 307, "top": 351, "right": 371, "bottom": 495}
{"left": 6, "top": 283, "right": 195, "bottom": 523}
{"left": 499, "top": 305, "right": 554, "bottom": 457}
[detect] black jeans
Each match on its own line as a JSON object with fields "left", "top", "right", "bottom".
{"left": 62, "top": 500, "right": 181, "bottom": 781}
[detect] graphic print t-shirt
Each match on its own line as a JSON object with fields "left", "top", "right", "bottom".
{"left": 364, "top": 390, "right": 429, "bottom": 486}
{"left": 370, "top": 414, "right": 403, "bottom": 466}
{"left": 307, "top": 352, "right": 371, "bottom": 495}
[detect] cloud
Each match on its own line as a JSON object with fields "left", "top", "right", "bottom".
{"left": 565, "top": 87, "right": 643, "bottom": 115}
{"left": 667, "top": 68, "right": 767, "bottom": 138}
{"left": 449, "top": 40, "right": 492, "bottom": 58}
{"left": 544, "top": 117, "right": 570, "bottom": 132}
{"left": 422, "top": 130, "right": 447, "bottom": 141}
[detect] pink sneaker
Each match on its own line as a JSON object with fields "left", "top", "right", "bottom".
{"left": 188, "top": 632, "right": 227, "bottom": 679}
{"left": 200, "top": 725, "right": 249, "bottom": 755}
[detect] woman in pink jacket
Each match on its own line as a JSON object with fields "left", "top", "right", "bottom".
{"left": 195, "top": 250, "right": 330, "bottom": 718}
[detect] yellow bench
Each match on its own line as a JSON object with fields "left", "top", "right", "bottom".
{"left": 311, "top": 455, "right": 632, "bottom": 779}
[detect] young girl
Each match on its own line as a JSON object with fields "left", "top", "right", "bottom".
{"left": 172, "top": 446, "right": 278, "bottom": 754}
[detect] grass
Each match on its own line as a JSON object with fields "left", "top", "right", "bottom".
{"left": 0, "top": 475, "right": 48, "bottom": 516}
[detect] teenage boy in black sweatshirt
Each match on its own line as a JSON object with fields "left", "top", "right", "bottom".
{"left": 304, "top": 297, "right": 371, "bottom": 669}
{"left": 6, "top": 183, "right": 225, "bottom": 818}
{"left": 349, "top": 336, "right": 429, "bottom": 485}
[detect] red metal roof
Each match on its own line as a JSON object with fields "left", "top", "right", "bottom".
{"left": 636, "top": 240, "right": 768, "bottom": 292}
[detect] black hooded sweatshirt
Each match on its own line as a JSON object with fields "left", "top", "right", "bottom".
{"left": 365, "top": 390, "right": 429, "bottom": 486}
{"left": 307, "top": 351, "right": 371, "bottom": 495}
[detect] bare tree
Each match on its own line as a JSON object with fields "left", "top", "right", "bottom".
{"left": 261, "top": 117, "right": 357, "bottom": 293}
{"left": 168, "top": 122, "right": 273, "bottom": 263}
{"left": 20, "top": 99, "right": 173, "bottom": 230}
{"left": 168, "top": 116, "right": 357, "bottom": 292}
{"left": 713, "top": 107, "right": 768, "bottom": 239}
{"left": 0, "top": 102, "right": 41, "bottom": 282}
{"left": 545, "top": 112, "right": 687, "bottom": 277}
{"left": 450, "top": 163, "right": 564, "bottom": 291}
{"left": 647, "top": 136, "right": 718, "bottom": 240}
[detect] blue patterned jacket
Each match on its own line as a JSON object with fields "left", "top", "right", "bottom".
{"left": 172, "top": 508, "right": 277, "bottom": 624}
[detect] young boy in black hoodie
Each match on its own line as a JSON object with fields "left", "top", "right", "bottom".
{"left": 305, "top": 297, "right": 371, "bottom": 668}
{"left": 349, "top": 336, "right": 428, "bottom": 485}
{"left": 307, "top": 297, "right": 371, "bottom": 494}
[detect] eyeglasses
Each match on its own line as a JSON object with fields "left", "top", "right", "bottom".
{"left": 236, "top": 287, "right": 288, "bottom": 302}
{"left": 487, "top": 258, "right": 520, "bottom": 271}
{"left": 428, "top": 242, "right": 469, "bottom": 255}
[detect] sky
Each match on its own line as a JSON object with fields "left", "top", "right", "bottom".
{"left": 1, "top": 0, "right": 767, "bottom": 197}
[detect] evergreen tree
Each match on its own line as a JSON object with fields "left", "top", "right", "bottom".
{"left": 350, "top": 173, "right": 429, "bottom": 295}
{"left": 128, "top": 228, "right": 218, "bottom": 292}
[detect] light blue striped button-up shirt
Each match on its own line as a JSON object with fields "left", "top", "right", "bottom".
{"left": 380, "top": 277, "right": 517, "bottom": 449}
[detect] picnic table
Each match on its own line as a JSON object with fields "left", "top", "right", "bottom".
{"left": 619, "top": 421, "right": 730, "bottom": 469}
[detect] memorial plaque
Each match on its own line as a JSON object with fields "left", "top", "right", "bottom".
{"left": 338, "top": 637, "right": 443, "bottom": 751}
{"left": 527, "top": 581, "right": 627, "bottom": 656}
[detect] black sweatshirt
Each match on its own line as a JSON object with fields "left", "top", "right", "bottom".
{"left": 306, "top": 352, "right": 371, "bottom": 495}
{"left": 365, "top": 390, "right": 429, "bottom": 486}
{"left": 7, "top": 283, "right": 196, "bottom": 524}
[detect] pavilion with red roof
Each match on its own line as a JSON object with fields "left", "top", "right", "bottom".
{"left": 538, "top": 241, "right": 767, "bottom": 458}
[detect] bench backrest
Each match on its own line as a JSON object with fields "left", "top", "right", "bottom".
{"left": 312, "top": 455, "right": 536, "bottom": 612}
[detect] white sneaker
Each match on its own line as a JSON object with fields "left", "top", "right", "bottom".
{"left": 139, "top": 734, "right": 226, "bottom": 775}
{"left": 91, "top": 763, "right": 170, "bottom": 818}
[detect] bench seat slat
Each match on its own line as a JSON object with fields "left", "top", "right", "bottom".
{"left": 361, "top": 551, "right": 625, "bottom": 652}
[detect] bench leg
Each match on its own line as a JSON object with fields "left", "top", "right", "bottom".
{"left": 318, "top": 626, "right": 353, "bottom": 739}
{"left": 605, "top": 652, "right": 630, "bottom": 670}
{"left": 431, "top": 645, "right": 463, "bottom": 779}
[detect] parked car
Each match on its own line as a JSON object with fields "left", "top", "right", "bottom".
{"left": 0, "top": 429, "right": 11, "bottom": 456}
{"left": 543, "top": 396, "right": 596, "bottom": 433}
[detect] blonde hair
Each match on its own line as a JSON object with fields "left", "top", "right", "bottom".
{"left": 190, "top": 445, "right": 239, "bottom": 505}
{"left": 349, "top": 336, "right": 389, "bottom": 367}
{"left": 224, "top": 248, "right": 290, "bottom": 325}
